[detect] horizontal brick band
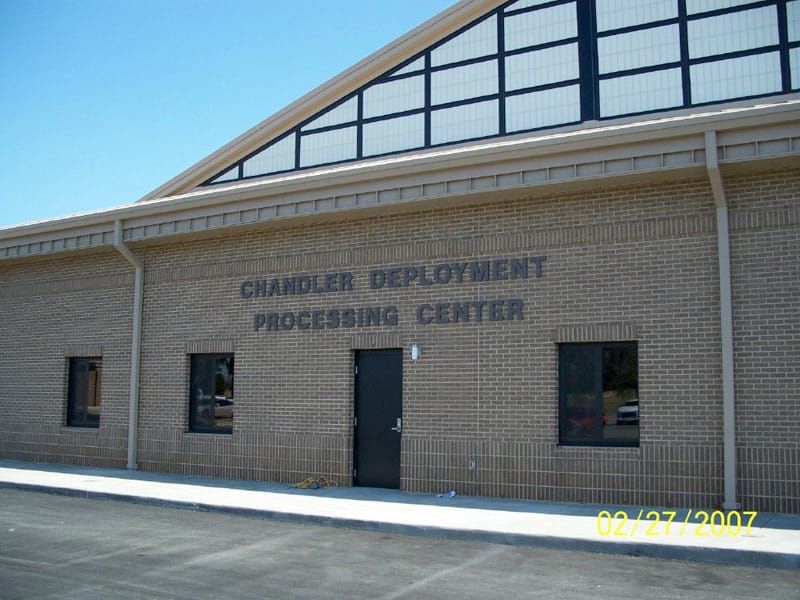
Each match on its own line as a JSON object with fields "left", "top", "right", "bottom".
{"left": 185, "top": 339, "right": 235, "bottom": 354}
{"left": 350, "top": 333, "right": 401, "bottom": 350}
{"left": 553, "top": 322, "right": 638, "bottom": 343}
{"left": 64, "top": 343, "right": 104, "bottom": 357}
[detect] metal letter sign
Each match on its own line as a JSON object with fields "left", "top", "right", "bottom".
{"left": 241, "top": 255, "right": 546, "bottom": 332}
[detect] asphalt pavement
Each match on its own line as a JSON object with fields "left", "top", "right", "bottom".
{"left": 0, "top": 459, "right": 798, "bottom": 571}
{"left": 2, "top": 488, "right": 800, "bottom": 600}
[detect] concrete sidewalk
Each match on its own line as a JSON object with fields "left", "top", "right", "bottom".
{"left": 1, "top": 459, "right": 798, "bottom": 570}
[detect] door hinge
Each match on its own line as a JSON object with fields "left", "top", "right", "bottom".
{"left": 353, "top": 416, "right": 358, "bottom": 427}
{"left": 355, "top": 365, "right": 358, "bottom": 375}
{"left": 353, "top": 468, "right": 357, "bottom": 479}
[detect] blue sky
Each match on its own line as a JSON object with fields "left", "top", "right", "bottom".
{"left": 0, "top": 0, "right": 454, "bottom": 228}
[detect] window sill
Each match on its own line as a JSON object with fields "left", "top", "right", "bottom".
{"left": 182, "top": 431, "right": 233, "bottom": 439}
{"left": 555, "top": 443, "right": 641, "bottom": 453}
{"left": 60, "top": 426, "right": 100, "bottom": 434}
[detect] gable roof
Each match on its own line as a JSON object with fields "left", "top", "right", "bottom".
{"left": 137, "top": 0, "right": 497, "bottom": 203}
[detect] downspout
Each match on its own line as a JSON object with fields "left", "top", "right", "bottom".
{"left": 704, "top": 131, "right": 739, "bottom": 510}
{"left": 113, "top": 220, "right": 143, "bottom": 470}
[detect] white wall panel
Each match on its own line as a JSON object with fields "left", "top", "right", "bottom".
{"left": 431, "top": 100, "right": 498, "bottom": 144}
{"left": 596, "top": 0, "right": 677, "bottom": 32}
{"left": 392, "top": 57, "right": 426, "bottom": 76}
{"left": 504, "top": 3, "right": 577, "bottom": 51}
{"left": 788, "top": 0, "right": 800, "bottom": 43}
{"left": 598, "top": 25, "right": 680, "bottom": 74}
{"left": 363, "top": 76, "right": 424, "bottom": 119}
{"left": 690, "top": 52, "right": 782, "bottom": 103}
{"left": 211, "top": 165, "right": 239, "bottom": 183}
{"left": 299, "top": 127, "right": 357, "bottom": 167}
{"left": 791, "top": 47, "right": 800, "bottom": 89}
{"left": 362, "top": 114, "right": 425, "bottom": 156}
{"left": 688, "top": 6, "right": 778, "bottom": 59}
{"left": 687, "top": 0, "right": 760, "bottom": 14}
{"left": 431, "top": 16, "right": 497, "bottom": 66}
{"left": 506, "top": 85, "right": 580, "bottom": 131}
{"left": 301, "top": 98, "right": 358, "bottom": 131}
{"left": 600, "top": 68, "right": 683, "bottom": 116}
{"left": 505, "top": 43, "right": 579, "bottom": 90}
{"left": 243, "top": 134, "right": 296, "bottom": 176}
{"left": 431, "top": 60, "right": 498, "bottom": 105}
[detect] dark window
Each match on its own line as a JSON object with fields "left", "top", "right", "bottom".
{"left": 189, "top": 354, "right": 234, "bottom": 434}
{"left": 559, "top": 342, "right": 638, "bottom": 447}
{"left": 67, "top": 357, "right": 102, "bottom": 428}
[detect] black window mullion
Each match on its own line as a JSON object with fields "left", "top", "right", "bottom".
{"left": 577, "top": 0, "right": 598, "bottom": 120}
{"left": 504, "top": 0, "right": 574, "bottom": 18}
{"left": 596, "top": 16, "right": 680, "bottom": 37}
{"left": 598, "top": 61, "right": 683, "bottom": 80}
{"left": 505, "top": 78, "right": 580, "bottom": 97}
{"left": 424, "top": 53, "right": 431, "bottom": 147}
{"left": 678, "top": 0, "right": 692, "bottom": 106}
{"left": 689, "top": 44, "right": 782, "bottom": 65}
{"left": 778, "top": 0, "right": 793, "bottom": 91}
{"left": 498, "top": 10, "right": 507, "bottom": 135}
{"left": 356, "top": 91, "right": 364, "bottom": 159}
{"left": 504, "top": 36, "right": 579, "bottom": 58}
{"left": 685, "top": 0, "right": 776, "bottom": 21}
{"left": 294, "top": 125, "right": 301, "bottom": 170}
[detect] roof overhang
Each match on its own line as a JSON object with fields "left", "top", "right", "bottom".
{"left": 2, "top": 97, "right": 800, "bottom": 263}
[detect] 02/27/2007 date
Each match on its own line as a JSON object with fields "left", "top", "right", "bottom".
{"left": 596, "top": 509, "right": 758, "bottom": 537}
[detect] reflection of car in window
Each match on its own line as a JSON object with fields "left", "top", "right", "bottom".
{"left": 214, "top": 395, "right": 234, "bottom": 419}
{"left": 616, "top": 399, "right": 639, "bottom": 425}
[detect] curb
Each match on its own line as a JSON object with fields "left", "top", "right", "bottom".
{"left": 3, "top": 480, "right": 798, "bottom": 571}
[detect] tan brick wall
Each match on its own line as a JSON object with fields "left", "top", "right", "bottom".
{"left": 0, "top": 250, "right": 132, "bottom": 468}
{"left": 727, "top": 169, "right": 800, "bottom": 513}
{"left": 1, "top": 169, "right": 798, "bottom": 512}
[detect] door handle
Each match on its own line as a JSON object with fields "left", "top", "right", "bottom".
{"left": 390, "top": 417, "right": 402, "bottom": 433}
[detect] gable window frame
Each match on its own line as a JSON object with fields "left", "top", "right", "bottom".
{"left": 203, "top": 0, "right": 797, "bottom": 186}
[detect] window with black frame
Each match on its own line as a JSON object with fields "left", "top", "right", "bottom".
{"left": 189, "top": 354, "right": 234, "bottom": 434}
{"left": 204, "top": 0, "right": 800, "bottom": 187}
{"left": 558, "top": 341, "right": 638, "bottom": 446}
{"left": 67, "top": 357, "right": 102, "bottom": 428}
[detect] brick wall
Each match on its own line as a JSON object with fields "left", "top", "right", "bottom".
{"left": 1, "top": 169, "right": 797, "bottom": 512}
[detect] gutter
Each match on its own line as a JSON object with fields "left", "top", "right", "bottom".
{"left": 113, "top": 220, "right": 143, "bottom": 471}
{"left": 705, "top": 131, "right": 740, "bottom": 511}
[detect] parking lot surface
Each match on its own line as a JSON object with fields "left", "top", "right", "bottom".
{"left": 1, "top": 489, "right": 799, "bottom": 600}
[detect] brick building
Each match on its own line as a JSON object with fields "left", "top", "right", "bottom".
{"left": 1, "top": 0, "right": 798, "bottom": 513}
